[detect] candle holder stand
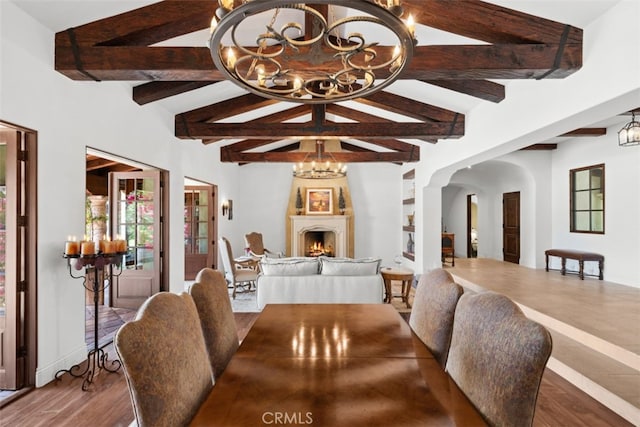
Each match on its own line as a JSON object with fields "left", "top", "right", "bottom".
{"left": 56, "top": 252, "right": 126, "bottom": 391}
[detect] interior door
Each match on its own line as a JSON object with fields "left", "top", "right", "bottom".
{"left": 503, "top": 191, "right": 520, "bottom": 264}
{"left": 184, "top": 185, "right": 216, "bottom": 280}
{"left": 109, "top": 171, "right": 162, "bottom": 309}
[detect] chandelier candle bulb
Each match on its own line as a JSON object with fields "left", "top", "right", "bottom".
{"left": 406, "top": 14, "right": 415, "bottom": 38}
{"left": 226, "top": 48, "right": 236, "bottom": 69}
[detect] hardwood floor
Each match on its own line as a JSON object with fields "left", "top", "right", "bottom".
{"left": 0, "top": 312, "right": 631, "bottom": 426}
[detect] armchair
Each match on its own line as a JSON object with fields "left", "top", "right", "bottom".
{"left": 244, "top": 232, "right": 282, "bottom": 258}
{"left": 219, "top": 237, "right": 258, "bottom": 299}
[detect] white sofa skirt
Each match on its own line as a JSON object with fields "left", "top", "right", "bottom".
{"left": 256, "top": 274, "right": 385, "bottom": 309}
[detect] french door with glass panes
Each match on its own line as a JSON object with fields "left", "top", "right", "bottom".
{"left": 109, "top": 171, "right": 162, "bottom": 309}
{"left": 184, "top": 185, "right": 216, "bottom": 280}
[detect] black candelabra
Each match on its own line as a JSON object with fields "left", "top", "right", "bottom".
{"left": 56, "top": 252, "right": 125, "bottom": 391}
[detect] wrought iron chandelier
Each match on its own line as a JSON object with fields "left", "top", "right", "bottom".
{"left": 292, "top": 140, "right": 347, "bottom": 179}
{"left": 209, "top": 0, "right": 417, "bottom": 104}
{"left": 618, "top": 111, "right": 640, "bottom": 147}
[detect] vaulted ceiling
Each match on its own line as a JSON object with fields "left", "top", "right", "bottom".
{"left": 54, "top": 0, "right": 588, "bottom": 164}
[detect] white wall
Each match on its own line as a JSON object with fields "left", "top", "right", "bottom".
{"left": 550, "top": 126, "right": 640, "bottom": 286}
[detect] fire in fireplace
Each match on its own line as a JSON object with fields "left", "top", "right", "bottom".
{"left": 304, "top": 231, "right": 335, "bottom": 257}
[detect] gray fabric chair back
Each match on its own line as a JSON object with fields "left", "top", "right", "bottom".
{"left": 188, "top": 268, "right": 240, "bottom": 379}
{"left": 409, "top": 268, "right": 463, "bottom": 367}
{"left": 446, "top": 291, "right": 552, "bottom": 427}
{"left": 115, "top": 292, "right": 213, "bottom": 427}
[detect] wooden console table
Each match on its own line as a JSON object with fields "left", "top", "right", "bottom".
{"left": 545, "top": 249, "right": 604, "bottom": 280}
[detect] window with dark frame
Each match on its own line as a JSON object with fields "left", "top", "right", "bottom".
{"left": 570, "top": 164, "right": 604, "bottom": 233}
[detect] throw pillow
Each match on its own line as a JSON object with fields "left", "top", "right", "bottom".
{"left": 260, "top": 257, "right": 320, "bottom": 276}
{"left": 319, "top": 257, "right": 381, "bottom": 276}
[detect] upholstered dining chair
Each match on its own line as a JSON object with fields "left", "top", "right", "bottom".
{"left": 244, "top": 231, "right": 282, "bottom": 258}
{"left": 445, "top": 291, "right": 552, "bottom": 427}
{"left": 187, "top": 268, "right": 240, "bottom": 380}
{"left": 115, "top": 292, "right": 214, "bottom": 427}
{"left": 219, "top": 236, "right": 259, "bottom": 298}
{"left": 409, "top": 268, "right": 464, "bottom": 368}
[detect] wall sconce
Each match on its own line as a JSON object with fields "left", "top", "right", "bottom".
{"left": 222, "top": 200, "right": 233, "bottom": 220}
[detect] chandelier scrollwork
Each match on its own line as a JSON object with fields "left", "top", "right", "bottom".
{"left": 209, "top": 0, "right": 417, "bottom": 103}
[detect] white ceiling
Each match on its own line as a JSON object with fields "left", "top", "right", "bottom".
{"left": 10, "top": 0, "right": 628, "bottom": 145}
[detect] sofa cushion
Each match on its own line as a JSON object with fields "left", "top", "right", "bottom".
{"left": 319, "top": 257, "right": 381, "bottom": 276}
{"left": 260, "top": 257, "right": 320, "bottom": 276}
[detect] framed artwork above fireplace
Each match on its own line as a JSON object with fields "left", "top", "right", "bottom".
{"left": 306, "top": 188, "right": 333, "bottom": 215}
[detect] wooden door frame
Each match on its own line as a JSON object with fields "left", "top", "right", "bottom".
{"left": 0, "top": 121, "right": 37, "bottom": 392}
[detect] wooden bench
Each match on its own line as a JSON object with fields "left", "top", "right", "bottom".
{"left": 545, "top": 249, "right": 604, "bottom": 280}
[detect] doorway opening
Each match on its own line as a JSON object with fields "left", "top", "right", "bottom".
{"left": 85, "top": 149, "right": 169, "bottom": 348}
{"left": 184, "top": 178, "right": 217, "bottom": 280}
{"left": 467, "top": 194, "right": 478, "bottom": 258}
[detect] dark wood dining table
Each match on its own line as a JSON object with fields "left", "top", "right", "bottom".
{"left": 190, "top": 304, "right": 487, "bottom": 426}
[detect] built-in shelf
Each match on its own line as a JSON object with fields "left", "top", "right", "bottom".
{"left": 403, "top": 251, "right": 415, "bottom": 261}
{"left": 402, "top": 169, "right": 416, "bottom": 262}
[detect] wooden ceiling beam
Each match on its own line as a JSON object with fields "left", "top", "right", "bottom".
{"left": 521, "top": 144, "right": 558, "bottom": 150}
{"left": 355, "top": 92, "right": 461, "bottom": 122}
{"left": 403, "top": 0, "right": 582, "bottom": 45}
{"left": 177, "top": 93, "right": 278, "bottom": 123}
{"left": 560, "top": 128, "right": 607, "bottom": 137}
{"left": 326, "top": 104, "right": 392, "bottom": 123}
{"left": 176, "top": 121, "right": 463, "bottom": 140}
{"left": 220, "top": 150, "right": 419, "bottom": 163}
{"left": 133, "top": 81, "right": 218, "bottom": 105}
{"left": 422, "top": 80, "right": 505, "bottom": 103}
{"left": 55, "top": 43, "right": 581, "bottom": 81}
{"left": 246, "top": 105, "right": 309, "bottom": 124}
{"left": 56, "top": 1, "right": 215, "bottom": 47}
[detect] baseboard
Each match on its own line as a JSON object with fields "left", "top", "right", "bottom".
{"left": 35, "top": 343, "right": 88, "bottom": 387}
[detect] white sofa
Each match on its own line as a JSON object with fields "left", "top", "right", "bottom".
{"left": 256, "top": 257, "right": 385, "bottom": 309}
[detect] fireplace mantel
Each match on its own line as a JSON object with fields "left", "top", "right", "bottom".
{"left": 290, "top": 215, "right": 350, "bottom": 258}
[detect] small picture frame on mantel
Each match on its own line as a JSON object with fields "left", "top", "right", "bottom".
{"left": 306, "top": 188, "right": 333, "bottom": 215}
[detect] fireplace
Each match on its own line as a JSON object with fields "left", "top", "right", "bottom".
{"left": 290, "top": 215, "right": 350, "bottom": 258}
{"left": 304, "top": 231, "right": 336, "bottom": 257}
